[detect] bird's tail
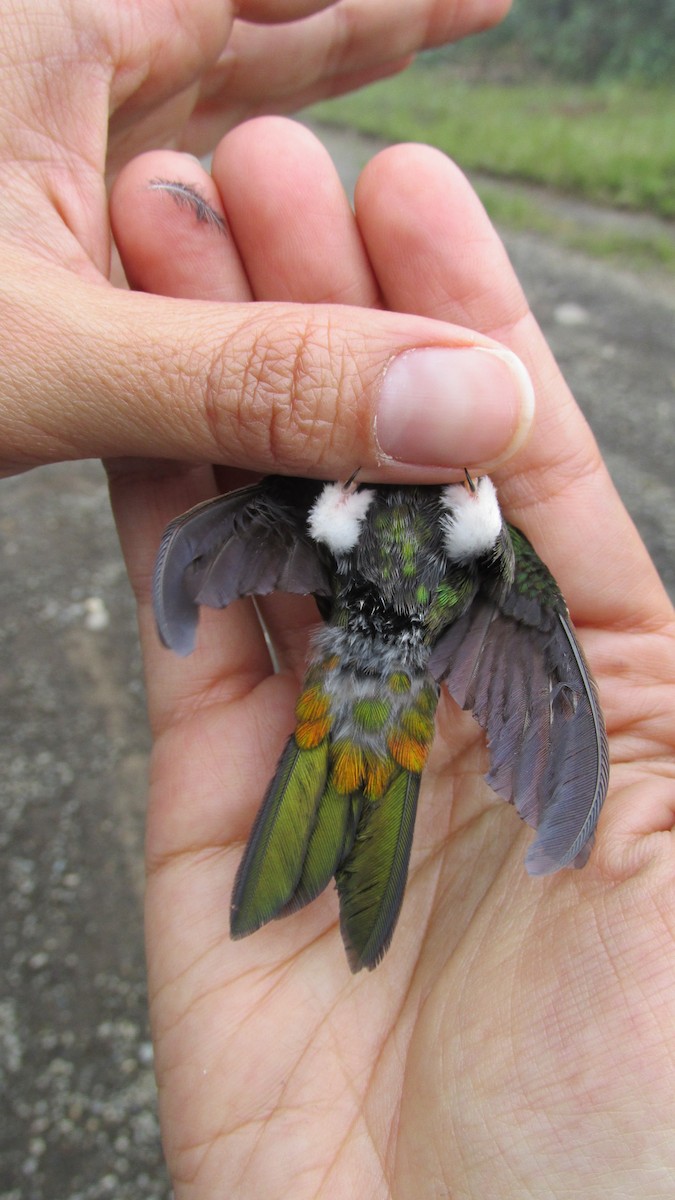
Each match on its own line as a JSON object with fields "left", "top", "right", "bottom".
{"left": 230, "top": 663, "right": 438, "bottom": 970}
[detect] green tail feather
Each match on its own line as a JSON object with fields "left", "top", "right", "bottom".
{"left": 336, "top": 771, "right": 420, "bottom": 973}
{"left": 280, "top": 781, "right": 361, "bottom": 917}
{"left": 230, "top": 736, "right": 328, "bottom": 938}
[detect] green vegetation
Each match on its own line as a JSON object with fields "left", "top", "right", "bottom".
{"left": 308, "top": 67, "right": 675, "bottom": 219}
{"left": 477, "top": 186, "right": 675, "bottom": 273}
{"left": 462, "top": 0, "right": 675, "bottom": 85}
{"left": 307, "top": 0, "right": 675, "bottom": 271}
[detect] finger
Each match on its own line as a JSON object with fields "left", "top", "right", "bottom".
{"left": 211, "top": 117, "right": 379, "bottom": 306}
{"left": 355, "top": 144, "right": 672, "bottom": 628}
{"left": 237, "top": 0, "right": 339, "bottom": 20}
{"left": 107, "top": 125, "right": 368, "bottom": 718}
{"left": 109, "top": 154, "right": 269, "bottom": 722}
{"left": 180, "top": 0, "right": 509, "bottom": 148}
{"left": 194, "top": 0, "right": 510, "bottom": 111}
{"left": 130, "top": 122, "right": 377, "bottom": 679}
{"left": 212, "top": 117, "right": 382, "bottom": 665}
{"left": 110, "top": 150, "right": 252, "bottom": 301}
{"left": 107, "top": 120, "right": 368, "bottom": 710}
{"left": 183, "top": 60, "right": 415, "bottom": 155}
{"left": 1, "top": 251, "right": 533, "bottom": 483}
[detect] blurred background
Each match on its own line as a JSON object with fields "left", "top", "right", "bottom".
{"left": 1, "top": 2, "right": 674, "bottom": 1196}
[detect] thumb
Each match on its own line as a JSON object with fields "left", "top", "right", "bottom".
{"left": 0, "top": 257, "right": 533, "bottom": 480}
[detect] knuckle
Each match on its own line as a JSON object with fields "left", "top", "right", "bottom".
{"left": 201, "top": 311, "right": 364, "bottom": 472}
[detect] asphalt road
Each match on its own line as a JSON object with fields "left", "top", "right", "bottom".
{"left": 1, "top": 126, "right": 674, "bottom": 1199}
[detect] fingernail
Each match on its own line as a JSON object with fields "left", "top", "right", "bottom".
{"left": 376, "top": 346, "right": 534, "bottom": 467}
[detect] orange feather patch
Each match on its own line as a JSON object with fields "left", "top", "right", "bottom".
{"left": 295, "top": 718, "right": 332, "bottom": 749}
{"left": 295, "top": 684, "right": 330, "bottom": 722}
{"left": 387, "top": 729, "right": 430, "bottom": 773}
{"left": 331, "top": 740, "right": 365, "bottom": 794}
{"left": 363, "top": 752, "right": 396, "bottom": 800}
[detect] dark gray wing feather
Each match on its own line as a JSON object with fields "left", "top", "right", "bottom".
{"left": 153, "top": 477, "right": 331, "bottom": 655}
{"left": 429, "top": 539, "right": 609, "bottom": 874}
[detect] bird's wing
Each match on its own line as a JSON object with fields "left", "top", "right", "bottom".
{"left": 153, "top": 476, "right": 332, "bottom": 655}
{"left": 429, "top": 525, "right": 609, "bottom": 874}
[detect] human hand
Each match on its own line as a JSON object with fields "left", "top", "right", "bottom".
{"left": 108, "top": 119, "right": 675, "bottom": 1197}
{"left": 0, "top": 0, "right": 511, "bottom": 478}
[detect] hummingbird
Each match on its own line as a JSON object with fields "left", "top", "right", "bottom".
{"left": 153, "top": 473, "right": 609, "bottom": 972}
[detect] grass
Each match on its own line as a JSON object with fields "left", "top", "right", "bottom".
{"left": 307, "top": 63, "right": 675, "bottom": 220}
{"left": 476, "top": 185, "right": 675, "bottom": 273}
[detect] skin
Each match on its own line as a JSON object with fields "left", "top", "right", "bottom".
{"left": 0, "top": 1, "right": 673, "bottom": 1196}
{"left": 108, "top": 123, "right": 675, "bottom": 1198}
{"left": 0, "top": 0, "right": 517, "bottom": 478}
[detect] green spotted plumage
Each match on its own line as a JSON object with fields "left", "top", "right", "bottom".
{"left": 154, "top": 474, "right": 609, "bottom": 971}
{"left": 230, "top": 483, "right": 506, "bottom": 969}
{"left": 231, "top": 644, "right": 441, "bottom": 970}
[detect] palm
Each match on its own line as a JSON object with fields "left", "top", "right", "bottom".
{"left": 108, "top": 125, "right": 675, "bottom": 1196}
{"left": 138, "top": 612, "right": 675, "bottom": 1196}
